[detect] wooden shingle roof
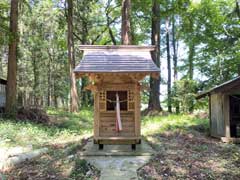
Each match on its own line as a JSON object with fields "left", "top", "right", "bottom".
{"left": 74, "top": 45, "right": 160, "bottom": 75}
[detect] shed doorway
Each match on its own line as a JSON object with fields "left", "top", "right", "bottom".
{"left": 230, "top": 95, "right": 240, "bottom": 137}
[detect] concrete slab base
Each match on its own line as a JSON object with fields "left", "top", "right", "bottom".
{"left": 85, "top": 156, "right": 151, "bottom": 180}
{"left": 79, "top": 139, "right": 155, "bottom": 180}
{"left": 79, "top": 139, "right": 155, "bottom": 156}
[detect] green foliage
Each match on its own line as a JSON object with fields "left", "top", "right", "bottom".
{"left": 1, "top": 0, "right": 239, "bottom": 113}
{"left": 17, "top": 0, "right": 70, "bottom": 107}
{"left": 171, "top": 79, "right": 198, "bottom": 113}
{"left": 0, "top": 0, "right": 9, "bottom": 47}
{"left": 179, "top": 0, "right": 240, "bottom": 87}
{"left": 70, "top": 159, "right": 91, "bottom": 179}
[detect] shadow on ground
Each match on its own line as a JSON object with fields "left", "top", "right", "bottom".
{"left": 2, "top": 138, "right": 100, "bottom": 180}
{"left": 0, "top": 108, "right": 99, "bottom": 179}
{"left": 138, "top": 130, "right": 240, "bottom": 180}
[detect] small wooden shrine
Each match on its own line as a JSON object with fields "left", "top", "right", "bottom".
{"left": 74, "top": 45, "right": 159, "bottom": 149}
{"left": 197, "top": 76, "right": 240, "bottom": 143}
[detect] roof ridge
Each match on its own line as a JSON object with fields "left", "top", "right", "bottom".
{"left": 78, "top": 45, "right": 156, "bottom": 51}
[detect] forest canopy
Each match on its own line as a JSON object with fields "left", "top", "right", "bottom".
{"left": 0, "top": 0, "right": 239, "bottom": 114}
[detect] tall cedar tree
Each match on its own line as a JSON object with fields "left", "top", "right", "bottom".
{"left": 172, "top": 15, "right": 179, "bottom": 113}
{"left": 166, "top": 17, "right": 172, "bottom": 113}
{"left": 67, "top": 0, "right": 79, "bottom": 112}
{"left": 187, "top": 18, "right": 195, "bottom": 113}
{"left": 121, "top": 0, "right": 131, "bottom": 45}
{"left": 6, "top": 0, "right": 19, "bottom": 116}
{"left": 148, "top": 0, "right": 162, "bottom": 111}
{"left": 172, "top": 16, "right": 178, "bottom": 81}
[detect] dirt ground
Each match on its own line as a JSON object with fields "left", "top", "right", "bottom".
{"left": 1, "top": 139, "right": 99, "bottom": 180}
{"left": 138, "top": 130, "right": 240, "bottom": 180}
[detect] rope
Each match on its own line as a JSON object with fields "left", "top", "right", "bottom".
{"left": 106, "top": 99, "right": 128, "bottom": 103}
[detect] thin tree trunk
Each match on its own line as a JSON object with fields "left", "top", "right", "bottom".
{"left": 172, "top": 15, "right": 179, "bottom": 113}
{"left": 188, "top": 42, "right": 195, "bottom": 113}
{"left": 32, "top": 52, "right": 37, "bottom": 106}
{"left": 166, "top": 17, "right": 172, "bottom": 113}
{"left": 6, "top": 0, "right": 19, "bottom": 116}
{"left": 47, "top": 48, "right": 53, "bottom": 107}
{"left": 188, "top": 43, "right": 195, "bottom": 80}
{"left": 108, "top": 26, "right": 117, "bottom": 45}
{"left": 106, "top": 13, "right": 117, "bottom": 45}
{"left": 148, "top": 0, "right": 162, "bottom": 111}
{"left": 67, "top": 0, "right": 79, "bottom": 112}
{"left": 236, "top": 0, "right": 240, "bottom": 19}
{"left": 121, "top": 0, "right": 131, "bottom": 45}
{"left": 47, "top": 57, "right": 51, "bottom": 107}
{"left": 0, "top": 48, "right": 3, "bottom": 77}
{"left": 172, "top": 16, "right": 178, "bottom": 81}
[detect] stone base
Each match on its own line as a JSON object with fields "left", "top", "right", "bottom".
{"left": 79, "top": 138, "right": 155, "bottom": 156}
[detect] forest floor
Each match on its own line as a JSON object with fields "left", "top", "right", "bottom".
{"left": 0, "top": 109, "right": 239, "bottom": 179}
{"left": 139, "top": 114, "right": 240, "bottom": 179}
{"left": 0, "top": 108, "right": 99, "bottom": 179}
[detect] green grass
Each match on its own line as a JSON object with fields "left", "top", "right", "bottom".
{"left": 0, "top": 108, "right": 93, "bottom": 148}
{"left": 142, "top": 113, "right": 209, "bottom": 136}
{"left": 0, "top": 109, "right": 208, "bottom": 148}
{"left": 1, "top": 108, "right": 239, "bottom": 179}
{"left": 1, "top": 108, "right": 97, "bottom": 179}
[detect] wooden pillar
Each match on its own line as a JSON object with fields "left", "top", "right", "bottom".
{"left": 134, "top": 83, "right": 141, "bottom": 137}
{"left": 209, "top": 95, "right": 211, "bottom": 136}
{"left": 224, "top": 94, "right": 231, "bottom": 137}
{"left": 94, "top": 90, "right": 100, "bottom": 139}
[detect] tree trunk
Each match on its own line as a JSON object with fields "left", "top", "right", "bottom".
{"left": 32, "top": 53, "right": 37, "bottom": 106}
{"left": 67, "top": 0, "right": 79, "bottom": 112}
{"left": 47, "top": 50, "right": 52, "bottom": 107}
{"left": 6, "top": 0, "right": 19, "bottom": 116}
{"left": 188, "top": 42, "right": 195, "bottom": 113}
{"left": 121, "top": 0, "right": 131, "bottom": 45}
{"left": 236, "top": 0, "right": 240, "bottom": 19}
{"left": 106, "top": 12, "right": 117, "bottom": 45}
{"left": 172, "top": 15, "right": 179, "bottom": 113}
{"left": 166, "top": 17, "right": 172, "bottom": 113}
{"left": 148, "top": 0, "right": 162, "bottom": 111}
{"left": 188, "top": 43, "right": 195, "bottom": 80}
{"left": 172, "top": 16, "right": 178, "bottom": 81}
{"left": 0, "top": 48, "right": 3, "bottom": 77}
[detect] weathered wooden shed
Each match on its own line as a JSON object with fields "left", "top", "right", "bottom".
{"left": 0, "top": 78, "right": 7, "bottom": 111}
{"left": 74, "top": 45, "right": 159, "bottom": 149}
{"left": 197, "top": 76, "right": 240, "bottom": 143}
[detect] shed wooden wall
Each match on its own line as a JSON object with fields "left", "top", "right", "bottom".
{"left": 0, "top": 84, "right": 6, "bottom": 107}
{"left": 210, "top": 93, "right": 225, "bottom": 137}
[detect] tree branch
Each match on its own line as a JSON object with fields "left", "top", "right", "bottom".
{"left": 73, "top": 31, "right": 82, "bottom": 42}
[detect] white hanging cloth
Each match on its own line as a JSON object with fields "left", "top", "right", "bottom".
{"left": 115, "top": 93, "right": 123, "bottom": 132}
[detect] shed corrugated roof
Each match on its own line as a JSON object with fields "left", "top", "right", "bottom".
{"left": 74, "top": 45, "right": 160, "bottom": 74}
{"left": 197, "top": 76, "right": 240, "bottom": 99}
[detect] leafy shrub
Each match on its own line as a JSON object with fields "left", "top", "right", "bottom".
{"left": 172, "top": 79, "right": 198, "bottom": 113}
